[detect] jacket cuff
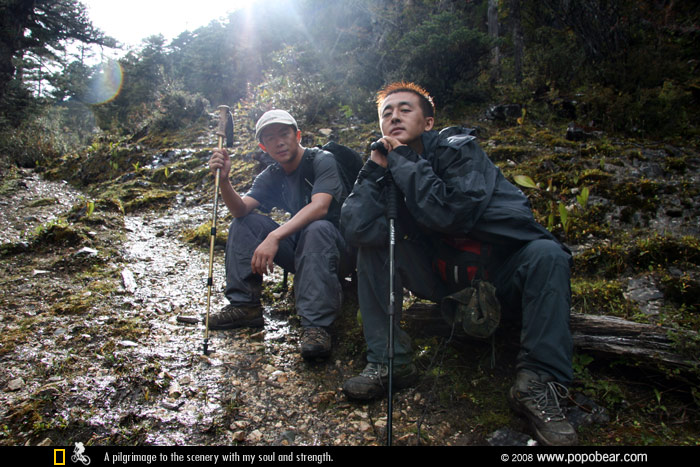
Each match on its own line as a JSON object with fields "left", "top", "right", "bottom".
{"left": 359, "top": 159, "right": 387, "bottom": 181}
{"left": 389, "top": 145, "right": 419, "bottom": 164}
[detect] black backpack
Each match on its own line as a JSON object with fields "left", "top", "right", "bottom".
{"left": 298, "top": 141, "right": 364, "bottom": 204}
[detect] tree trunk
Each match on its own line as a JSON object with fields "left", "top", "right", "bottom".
{"left": 403, "top": 303, "right": 699, "bottom": 377}
{"left": 511, "top": 0, "right": 523, "bottom": 85}
{"left": 488, "top": 0, "right": 500, "bottom": 82}
{"left": 0, "top": 0, "right": 35, "bottom": 101}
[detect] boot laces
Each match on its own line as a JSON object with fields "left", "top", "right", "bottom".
{"left": 302, "top": 327, "right": 329, "bottom": 345}
{"left": 221, "top": 305, "right": 249, "bottom": 319}
{"left": 360, "top": 362, "right": 385, "bottom": 379}
{"left": 526, "top": 379, "right": 569, "bottom": 422}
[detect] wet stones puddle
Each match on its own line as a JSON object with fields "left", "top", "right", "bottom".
{"left": 116, "top": 206, "right": 298, "bottom": 444}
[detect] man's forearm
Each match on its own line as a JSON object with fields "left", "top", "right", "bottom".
{"left": 219, "top": 179, "right": 250, "bottom": 218}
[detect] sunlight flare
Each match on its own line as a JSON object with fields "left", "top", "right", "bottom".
{"left": 85, "top": 60, "right": 124, "bottom": 104}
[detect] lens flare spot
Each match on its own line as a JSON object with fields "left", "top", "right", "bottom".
{"left": 86, "top": 60, "right": 123, "bottom": 104}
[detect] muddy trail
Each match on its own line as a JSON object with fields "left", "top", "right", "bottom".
{"left": 1, "top": 120, "right": 700, "bottom": 448}
{"left": 0, "top": 163, "right": 493, "bottom": 447}
{"left": 0, "top": 167, "right": 371, "bottom": 446}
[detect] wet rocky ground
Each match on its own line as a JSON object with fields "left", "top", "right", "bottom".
{"left": 1, "top": 119, "right": 699, "bottom": 447}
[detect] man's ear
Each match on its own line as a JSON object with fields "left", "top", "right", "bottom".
{"left": 258, "top": 142, "right": 267, "bottom": 152}
{"left": 296, "top": 130, "right": 302, "bottom": 143}
{"left": 424, "top": 117, "right": 435, "bottom": 132}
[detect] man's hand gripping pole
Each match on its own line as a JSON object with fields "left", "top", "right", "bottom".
{"left": 203, "top": 105, "right": 233, "bottom": 355}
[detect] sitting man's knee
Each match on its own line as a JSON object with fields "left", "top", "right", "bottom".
{"left": 303, "top": 219, "right": 335, "bottom": 236}
{"left": 528, "top": 239, "right": 571, "bottom": 267}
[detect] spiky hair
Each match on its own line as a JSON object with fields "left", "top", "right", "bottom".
{"left": 376, "top": 81, "right": 435, "bottom": 118}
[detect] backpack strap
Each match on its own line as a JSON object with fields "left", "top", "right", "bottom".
{"left": 298, "top": 148, "right": 318, "bottom": 205}
{"left": 432, "top": 236, "right": 491, "bottom": 289}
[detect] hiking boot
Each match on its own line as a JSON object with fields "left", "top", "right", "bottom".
{"left": 207, "top": 304, "right": 263, "bottom": 330}
{"left": 300, "top": 327, "right": 332, "bottom": 359}
{"left": 508, "top": 369, "right": 578, "bottom": 446}
{"left": 342, "top": 362, "right": 418, "bottom": 400}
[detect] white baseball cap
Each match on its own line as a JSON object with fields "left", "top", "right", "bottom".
{"left": 255, "top": 109, "right": 298, "bottom": 141}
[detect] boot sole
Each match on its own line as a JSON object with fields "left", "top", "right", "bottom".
{"left": 343, "top": 370, "right": 419, "bottom": 401}
{"left": 301, "top": 348, "right": 331, "bottom": 359}
{"left": 208, "top": 317, "right": 264, "bottom": 330}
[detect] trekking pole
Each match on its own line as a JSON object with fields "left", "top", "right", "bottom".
{"left": 203, "top": 105, "right": 232, "bottom": 355}
{"left": 372, "top": 140, "right": 397, "bottom": 446}
{"left": 385, "top": 172, "right": 399, "bottom": 446}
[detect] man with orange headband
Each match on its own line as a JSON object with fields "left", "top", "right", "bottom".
{"left": 340, "top": 82, "right": 577, "bottom": 446}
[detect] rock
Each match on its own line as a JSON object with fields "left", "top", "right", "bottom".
{"left": 75, "top": 247, "right": 98, "bottom": 257}
{"left": 121, "top": 268, "right": 137, "bottom": 293}
{"left": 7, "top": 377, "right": 25, "bottom": 391}
{"left": 624, "top": 276, "right": 664, "bottom": 316}
{"left": 176, "top": 315, "right": 199, "bottom": 324}
{"left": 566, "top": 122, "right": 602, "bottom": 141}
{"left": 486, "top": 104, "right": 522, "bottom": 121}
{"left": 275, "top": 430, "right": 296, "bottom": 445}
{"left": 169, "top": 380, "right": 182, "bottom": 398}
{"left": 118, "top": 340, "right": 138, "bottom": 347}
{"left": 487, "top": 427, "right": 537, "bottom": 446}
{"left": 37, "top": 437, "right": 53, "bottom": 446}
{"left": 161, "top": 399, "right": 185, "bottom": 411}
{"left": 357, "top": 421, "right": 372, "bottom": 432}
{"left": 248, "top": 429, "right": 263, "bottom": 442}
{"left": 566, "top": 393, "right": 610, "bottom": 428}
{"left": 319, "top": 128, "right": 333, "bottom": 137}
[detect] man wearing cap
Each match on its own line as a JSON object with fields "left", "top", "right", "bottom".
{"left": 208, "top": 109, "right": 351, "bottom": 359}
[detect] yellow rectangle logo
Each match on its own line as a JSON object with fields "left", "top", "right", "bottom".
{"left": 54, "top": 449, "right": 66, "bottom": 465}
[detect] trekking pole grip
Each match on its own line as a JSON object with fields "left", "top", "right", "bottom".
{"left": 385, "top": 171, "right": 399, "bottom": 221}
{"left": 216, "top": 105, "right": 230, "bottom": 142}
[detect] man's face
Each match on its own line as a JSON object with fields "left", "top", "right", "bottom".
{"left": 258, "top": 123, "right": 302, "bottom": 165}
{"left": 379, "top": 91, "right": 434, "bottom": 146}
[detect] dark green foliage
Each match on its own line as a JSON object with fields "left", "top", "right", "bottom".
{"left": 519, "top": 1, "right": 700, "bottom": 138}
{"left": 388, "top": 11, "right": 492, "bottom": 109}
{"left": 0, "top": 0, "right": 113, "bottom": 126}
{"left": 1, "top": 0, "right": 700, "bottom": 148}
{"left": 151, "top": 89, "right": 209, "bottom": 132}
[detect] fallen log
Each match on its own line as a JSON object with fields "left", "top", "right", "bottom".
{"left": 569, "top": 313, "right": 696, "bottom": 371}
{"left": 403, "top": 303, "right": 699, "bottom": 376}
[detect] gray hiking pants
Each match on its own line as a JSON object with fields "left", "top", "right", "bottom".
{"left": 225, "top": 213, "right": 352, "bottom": 328}
{"left": 357, "top": 237, "right": 574, "bottom": 384}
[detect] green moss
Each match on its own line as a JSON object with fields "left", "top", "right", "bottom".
{"left": 110, "top": 317, "right": 148, "bottom": 342}
{"left": 571, "top": 278, "right": 635, "bottom": 317}
{"left": 28, "top": 197, "right": 58, "bottom": 207}
{"left": 122, "top": 189, "right": 177, "bottom": 212}
{"left": 181, "top": 221, "right": 228, "bottom": 247}
{"left": 665, "top": 156, "right": 688, "bottom": 173}
{"left": 574, "top": 244, "right": 628, "bottom": 278}
{"left": 579, "top": 168, "right": 613, "bottom": 184}
{"left": 51, "top": 293, "right": 94, "bottom": 315}
{"left": 0, "top": 317, "right": 37, "bottom": 356}
{"left": 605, "top": 178, "right": 661, "bottom": 214}
{"left": 33, "top": 220, "right": 85, "bottom": 248}
{"left": 0, "top": 165, "right": 21, "bottom": 196}
{"left": 532, "top": 129, "right": 577, "bottom": 148}
{"left": 486, "top": 145, "right": 536, "bottom": 162}
{"left": 659, "top": 274, "right": 700, "bottom": 313}
{"left": 566, "top": 204, "right": 613, "bottom": 243}
{"left": 631, "top": 235, "right": 700, "bottom": 269}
